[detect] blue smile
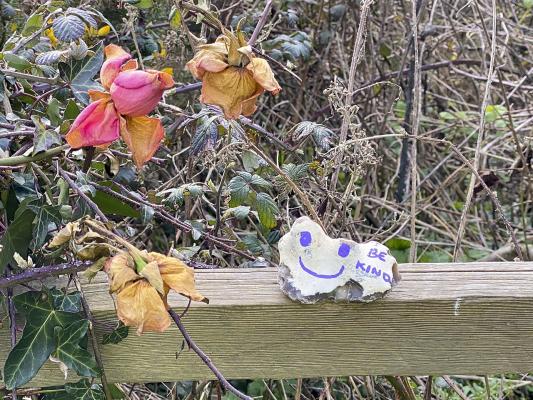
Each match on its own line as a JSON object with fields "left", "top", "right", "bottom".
{"left": 299, "top": 256, "right": 345, "bottom": 279}
{"left": 297, "top": 230, "right": 351, "bottom": 279}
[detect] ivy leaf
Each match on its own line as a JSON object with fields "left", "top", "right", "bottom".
{"left": 61, "top": 44, "right": 104, "bottom": 105}
{"left": 53, "top": 15, "right": 86, "bottom": 42}
{"left": 3, "top": 291, "right": 84, "bottom": 389}
{"left": 51, "top": 290, "right": 82, "bottom": 313}
{"left": 33, "top": 130, "right": 62, "bottom": 155}
{"left": 44, "top": 379, "right": 105, "bottom": 400}
{"left": 27, "top": 202, "right": 62, "bottom": 250}
{"left": 3, "top": 53, "right": 32, "bottom": 71}
{"left": 0, "top": 209, "right": 34, "bottom": 274}
{"left": 52, "top": 320, "right": 100, "bottom": 378}
{"left": 102, "top": 323, "right": 129, "bottom": 345}
{"left": 254, "top": 192, "right": 279, "bottom": 229}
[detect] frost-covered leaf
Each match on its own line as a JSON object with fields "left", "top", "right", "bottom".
{"left": 160, "top": 184, "right": 204, "bottom": 207}
{"left": 53, "top": 15, "right": 86, "bottom": 42}
{"left": 44, "top": 379, "right": 105, "bottom": 400}
{"left": 35, "top": 50, "right": 67, "bottom": 65}
{"left": 191, "top": 115, "right": 219, "bottom": 155}
{"left": 291, "top": 121, "right": 333, "bottom": 151}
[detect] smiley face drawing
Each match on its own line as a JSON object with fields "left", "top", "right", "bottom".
{"left": 278, "top": 217, "right": 399, "bottom": 302}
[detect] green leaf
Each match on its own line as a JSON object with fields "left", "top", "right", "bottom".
{"left": 64, "top": 99, "right": 81, "bottom": 120}
{"left": 33, "top": 130, "right": 62, "bottom": 155}
{"left": 3, "top": 291, "right": 84, "bottom": 389}
{"left": 126, "top": 0, "right": 154, "bottom": 9}
{"left": 27, "top": 203, "right": 62, "bottom": 249}
{"left": 228, "top": 175, "right": 252, "bottom": 207}
{"left": 65, "top": 44, "right": 104, "bottom": 105}
{"left": 53, "top": 320, "right": 100, "bottom": 378}
{"left": 3, "top": 53, "right": 32, "bottom": 71}
{"left": 524, "top": 0, "right": 533, "bottom": 9}
{"left": 21, "top": 13, "right": 44, "bottom": 36}
{"left": 254, "top": 192, "right": 279, "bottom": 229}
{"left": 52, "top": 14, "right": 86, "bottom": 42}
{"left": 44, "top": 379, "right": 105, "bottom": 400}
{"left": 0, "top": 209, "right": 34, "bottom": 274}
{"left": 224, "top": 205, "right": 251, "bottom": 220}
{"left": 47, "top": 98, "right": 62, "bottom": 125}
{"left": 169, "top": 6, "right": 182, "bottom": 29}
{"left": 51, "top": 289, "right": 82, "bottom": 313}
{"left": 385, "top": 238, "right": 411, "bottom": 250}
{"left": 92, "top": 187, "right": 140, "bottom": 218}
{"left": 102, "top": 323, "right": 129, "bottom": 345}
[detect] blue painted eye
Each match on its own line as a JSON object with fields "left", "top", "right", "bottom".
{"left": 338, "top": 243, "right": 351, "bottom": 258}
{"left": 299, "top": 231, "right": 312, "bottom": 247}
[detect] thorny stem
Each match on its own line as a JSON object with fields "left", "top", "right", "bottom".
{"left": 168, "top": 308, "right": 253, "bottom": 400}
{"left": 72, "top": 275, "right": 113, "bottom": 400}
{"left": 0, "top": 261, "right": 91, "bottom": 289}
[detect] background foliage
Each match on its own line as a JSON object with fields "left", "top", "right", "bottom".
{"left": 0, "top": 0, "right": 532, "bottom": 398}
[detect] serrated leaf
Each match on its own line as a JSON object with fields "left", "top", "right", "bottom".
{"left": 36, "top": 50, "right": 67, "bottom": 65}
{"left": 224, "top": 205, "right": 251, "bottom": 220}
{"left": 53, "top": 15, "right": 86, "bottom": 42}
{"left": 33, "top": 130, "right": 61, "bottom": 155}
{"left": 52, "top": 320, "right": 100, "bottom": 378}
{"left": 254, "top": 192, "right": 279, "bottom": 229}
{"left": 291, "top": 121, "right": 332, "bottom": 151}
{"left": 282, "top": 163, "right": 308, "bottom": 181}
{"left": 3, "top": 291, "right": 84, "bottom": 389}
{"left": 228, "top": 175, "right": 252, "bottom": 207}
{"left": 68, "top": 8, "right": 97, "bottom": 28}
{"left": 66, "top": 44, "right": 104, "bottom": 105}
{"left": 0, "top": 209, "right": 34, "bottom": 275}
{"left": 102, "top": 323, "right": 129, "bottom": 345}
{"left": 191, "top": 116, "right": 219, "bottom": 155}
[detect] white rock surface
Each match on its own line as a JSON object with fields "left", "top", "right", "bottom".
{"left": 278, "top": 217, "right": 400, "bottom": 303}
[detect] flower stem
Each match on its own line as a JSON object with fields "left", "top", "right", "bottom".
{"left": 0, "top": 144, "right": 69, "bottom": 167}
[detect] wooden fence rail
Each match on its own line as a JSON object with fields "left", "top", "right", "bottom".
{"left": 1, "top": 262, "right": 533, "bottom": 388}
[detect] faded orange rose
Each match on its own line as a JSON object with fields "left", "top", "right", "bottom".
{"left": 104, "top": 252, "right": 207, "bottom": 334}
{"left": 186, "top": 31, "right": 281, "bottom": 119}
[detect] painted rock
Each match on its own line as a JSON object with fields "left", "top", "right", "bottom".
{"left": 278, "top": 217, "right": 400, "bottom": 303}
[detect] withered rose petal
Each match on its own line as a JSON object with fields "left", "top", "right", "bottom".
{"left": 147, "top": 252, "right": 208, "bottom": 303}
{"left": 101, "top": 44, "right": 132, "bottom": 90}
{"left": 246, "top": 58, "right": 281, "bottom": 94}
{"left": 116, "top": 280, "right": 171, "bottom": 334}
{"left": 119, "top": 115, "right": 164, "bottom": 168}
{"left": 65, "top": 98, "right": 120, "bottom": 148}
{"left": 186, "top": 48, "right": 228, "bottom": 79}
{"left": 200, "top": 67, "right": 263, "bottom": 119}
{"left": 104, "top": 252, "right": 140, "bottom": 293}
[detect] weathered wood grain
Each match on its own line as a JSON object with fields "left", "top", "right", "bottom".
{"left": 1, "top": 262, "right": 533, "bottom": 388}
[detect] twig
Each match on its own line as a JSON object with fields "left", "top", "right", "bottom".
{"left": 248, "top": 0, "right": 273, "bottom": 46}
{"left": 0, "top": 261, "right": 91, "bottom": 289}
{"left": 408, "top": 0, "right": 422, "bottom": 263}
{"left": 442, "top": 376, "right": 469, "bottom": 400}
{"left": 327, "top": 0, "right": 374, "bottom": 200}
{"left": 453, "top": 0, "right": 497, "bottom": 261}
{"left": 0, "top": 69, "right": 59, "bottom": 84}
{"left": 0, "top": 144, "right": 68, "bottom": 167}
{"left": 72, "top": 275, "right": 113, "bottom": 400}
{"left": 424, "top": 376, "right": 433, "bottom": 400}
{"left": 168, "top": 308, "right": 252, "bottom": 400}
{"left": 56, "top": 165, "right": 109, "bottom": 223}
